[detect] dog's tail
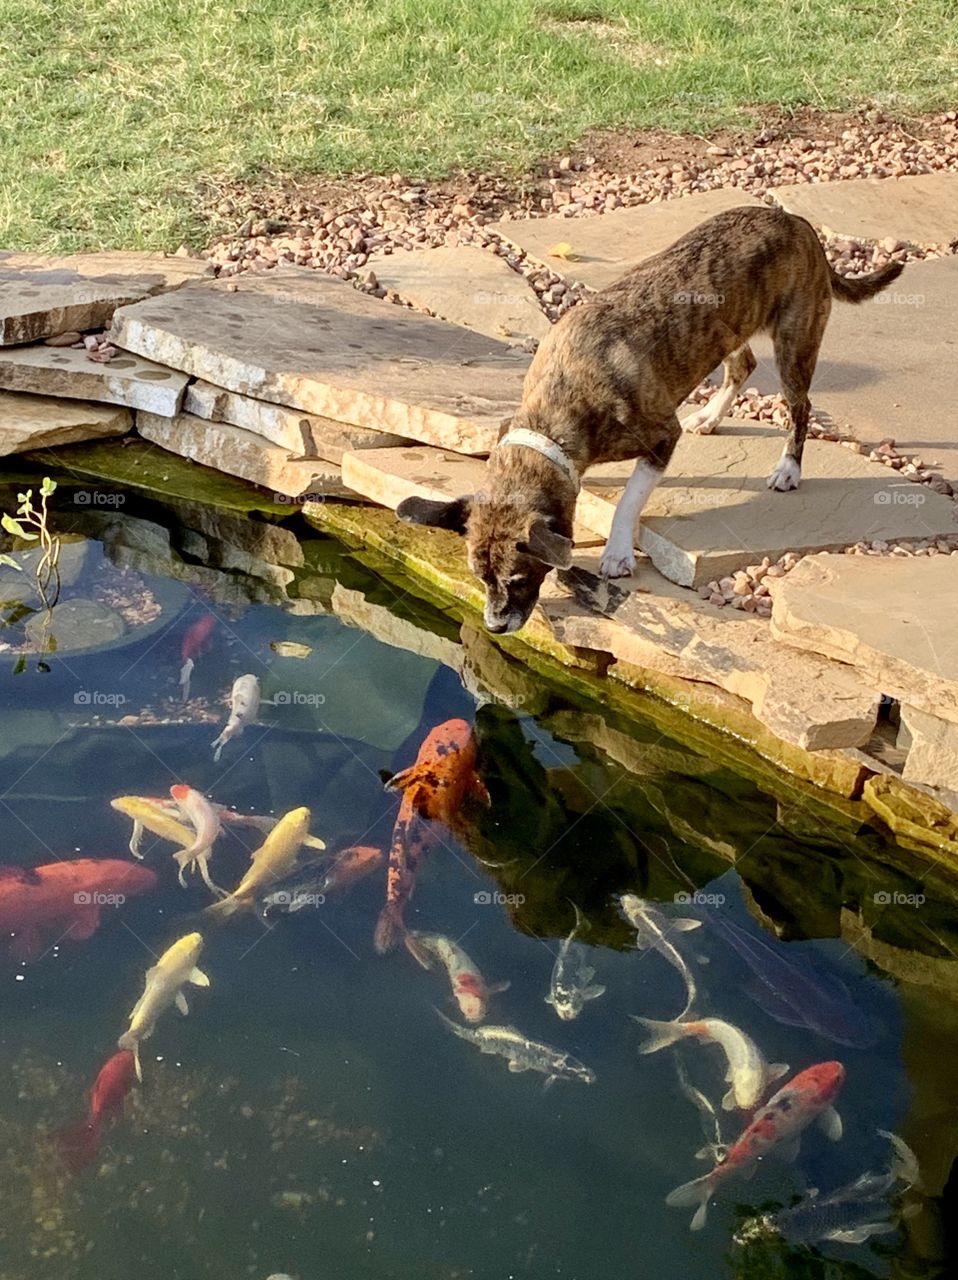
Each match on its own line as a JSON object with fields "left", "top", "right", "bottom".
{"left": 829, "top": 260, "right": 904, "bottom": 304}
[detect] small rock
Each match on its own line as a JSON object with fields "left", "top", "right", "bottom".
{"left": 44, "top": 331, "right": 83, "bottom": 347}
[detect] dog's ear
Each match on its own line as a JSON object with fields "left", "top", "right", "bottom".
{"left": 395, "top": 495, "right": 473, "bottom": 536}
{"left": 518, "top": 516, "right": 574, "bottom": 569}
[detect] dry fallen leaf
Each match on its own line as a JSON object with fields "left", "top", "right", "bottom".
{"left": 270, "top": 641, "right": 313, "bottom": 659}
{"left": 548, "top": 241, "right": 580, "bottom": 261}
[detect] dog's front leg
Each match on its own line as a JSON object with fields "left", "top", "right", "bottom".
{"left": 599, "top": 459, "right": 663, "bottom": 578}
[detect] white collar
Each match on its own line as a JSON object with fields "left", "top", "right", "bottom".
{"left": 495, "top": 427, "right": 580, "bottom": 493}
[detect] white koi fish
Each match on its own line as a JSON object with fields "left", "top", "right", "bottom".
{"left": 546, "top": 904, "right": 606, "bottom": 1021}
{"left": 168, "top": 785, "right": 226, "bottom": 896}
{"left": 117, "top": 932, "right": 210, "bottom": 1081}
{"left": 632, "top": 1015, "right": 789, "bottom": 1111}
{"left": 436, "top": 1010, "right": 595, "bottom": 1087}
{"left": 211, "top": 674, "right": 261, "bottom": 761}
{"left": 620, "top": 893, "right": 700, "bottom": 1020}
{"left": 406, "top": 932, "right": 509, "bottom": 1023}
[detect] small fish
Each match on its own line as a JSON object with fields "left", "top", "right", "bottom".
{"left": 666, "top": 1061, "right": 846, "bottom": 1231}
{"left": 374, "top": 718, "right": 488, "bottom": 954}
{"left": 707, "top": 911, "right": 878, "bottom": 1049}
{"left": 168, "top": 785, "right": 226, "bottom": 896}
{"left": 54, "top": 1049, "right": 137, "bottom": 1174}
{"left": 205, "top": 807, "right": 320, "bottom": 920}
{"left": 262, "top": 844, "right": 385, "bottom": 915}
{"left": 735, "top": 1130, "right": 920, "bottom": 1247}
{"left": 619, "top": 893, "right": 700, "bottom": 1020}
{"left": 0, "top": 860, "right": 157, "bottom": 962}
{"left": 118, "top": 932, "right": 210, "bottom": 1081}
{"left": 211, "top": 673, "right": 261, "bottom": 762}
{"left": 546, "top": 904, "right": 606, "bottom": 1021}
{"left": 673, "top": 1055, "right": 728, "bottom": 1165}
{"left": 436, "top": 1010, "right": 595, "bottom": 1087}
{"left": 632, "top": 1015, "right": 788, "bottom": 1111}
{"left": 111, "top": 795, "right": 195, "bottom": 860}
{"left": 406, "top": 932, "right": 509, "bottom": 1022}
{"left": 179, "top": 613, "right": 217, "bottom": 700}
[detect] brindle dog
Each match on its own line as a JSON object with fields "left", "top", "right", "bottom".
{"left": 397, "top": 205, "right": 903, "bottom": 633}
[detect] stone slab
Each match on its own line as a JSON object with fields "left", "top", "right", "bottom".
{"left": 0, "top": 251, "right": 212, "bottom": 345}
{"left": 339, "top": 444, "right": 605, "bottom": 547}
{"left": 769, "top": 174, "right": 958, "bottom": 245}
{"left": 550, "top": 563, "right": 880, "bottom": 751}
{"left": 486, "top": 190, "right": 763, "bottom": 290}
{"left": 899, "top": 704, "right": 958, "bottom": 794}
{"left": 136, "top": 410, "right": 351, "bottom": 500}
{"left": 371, "top": 244, "right": 549, "bottom": 341}
{"left": 769, "top": 553, "right": 958, "bottom": 725}
{"left": 0, "top": 343, "right": 188, "bottom": 415}
{"left": 575, "top": 426, "right": 958, "bottom": 587}
{"left": 813, "top": 255, "right": 958, "bottom": 481}
{"left": 0, "top": 390, "right": 131, "bottom": 456}
{"left": 112, "top": 268, "right": 530, "bottom": 455}
{"left": 184, "top": 379, "right": 415, "bottom": 462}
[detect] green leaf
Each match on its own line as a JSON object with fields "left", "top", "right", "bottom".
{"left": 40, "top": 477, "right": 57, "bottom": 497}
{"left": 0, "top": 553, "right": 23, "bottom": 570}
{"left": 1, "top": 514, "right": 36, "bottom": 539}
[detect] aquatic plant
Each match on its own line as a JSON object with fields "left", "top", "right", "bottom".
{"left": 0, "top": 478, "right": 62, "bottom": 612}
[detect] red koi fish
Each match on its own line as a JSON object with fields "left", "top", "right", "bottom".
{"left": 179, "top": 612, "right": 217, "bottom": 700}
{"left": 374, "top": 719, "right": 488, "bottom": 954}
{"left": 54, "top": 1049, "right": 137, "bottom": 1173}
{"left": 0, "top": 861, "right": 157, "bottom": 962}
{"left": 666, "top": 1061, "right": 846, "bottom": 1230}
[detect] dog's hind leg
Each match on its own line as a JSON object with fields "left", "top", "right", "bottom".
{"left": 766, "top": 304, "right": 828, "bottom": 491}
{"left": 681, "top": 345, "right": 756, "bottom": 436}
{"left": 599, "top": 417, "right": 680, "bottom": 579}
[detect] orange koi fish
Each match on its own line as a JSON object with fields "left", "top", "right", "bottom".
{"left": 373, "top": 718, "right": 488, "bottom": 954}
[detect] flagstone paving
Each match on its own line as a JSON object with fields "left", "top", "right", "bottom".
{"left": 136, "top": 410, "right": 351, "bottom": 499}
{"left": 0, "top": 344, "right": 188, "bottom": 415}
{"left": 0, "top": 390, "right": 131, "bottom": 456}
{"left": 370, "top": 244, "right": 549, "bottom": 342}
{"left": 0, "top": 251, "right": 211, "bottom": 345}
{"left": 486, "top": 189, "right": 763, "bottom": 290}
{"left": 769, "top": 553, "right": 958, "bottom": 725}
{"left": 184, "top": 380, "right": 415, "bottom": 461}
{"left": 112, "top": 268, "right": 529, "bottom": 454}
{"left": 769, "top": 174, "right": 958, "bottom": 245}
{"left": 576, "top": 427, "right": 957, "bottom": 587}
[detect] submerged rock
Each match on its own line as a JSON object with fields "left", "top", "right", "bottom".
{"left": 24, "top": 596, "right": 125, "bottom": 652}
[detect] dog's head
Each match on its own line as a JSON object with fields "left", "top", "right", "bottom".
{"left": 396, "top": 494, "right": 573, "bottom": 634}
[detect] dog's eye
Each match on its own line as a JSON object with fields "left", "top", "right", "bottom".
{"left": 508, "top": 573, "right": 528, "bottom": 585}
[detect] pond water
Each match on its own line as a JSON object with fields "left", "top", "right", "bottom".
{"left": 0, "top": 473, "right": 955, "bottom": 1280}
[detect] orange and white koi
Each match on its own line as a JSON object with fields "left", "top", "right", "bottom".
{"left": 666, "top": 1061, "right": 846, "bottom": 1230}
{"left": 406, "top": 931, "right": 509, "bottom": 1022}
{"left": 632, "top": 1015, "right": 788, "bottom": 1111}
{"left": 374, "top": 718, "right": 488, "bottom": 954}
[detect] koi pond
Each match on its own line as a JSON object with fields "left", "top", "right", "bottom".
{"left": 0, "top": 468, "right": 954, "bottom": 1280}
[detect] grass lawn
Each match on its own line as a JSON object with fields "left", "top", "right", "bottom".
{"left": 0, "top": 0, "right": 955, "bottom": 252}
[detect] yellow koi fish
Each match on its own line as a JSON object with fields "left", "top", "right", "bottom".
{"left": 111, "top": 796, "right": 194, "bottom": 860}
{"left": 205, "top": 806, "right": 321, "bottom": 920}
{"left": 117, "top": 932, "right": 210, "bottom": 1081}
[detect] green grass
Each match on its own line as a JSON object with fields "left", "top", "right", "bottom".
{"left": 0, "top": 0, "right": 955, "bottom": 252}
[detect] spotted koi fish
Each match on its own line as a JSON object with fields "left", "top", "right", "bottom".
{"left": 373, "top": 719, "right": 488, "bottom": 954}
{"left": 666, "top": 1060, "right": 846, "bottom": 1230}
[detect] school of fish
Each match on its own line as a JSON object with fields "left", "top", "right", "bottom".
{"left": 3, "top": 636, "right": 915, "bottom": 1259}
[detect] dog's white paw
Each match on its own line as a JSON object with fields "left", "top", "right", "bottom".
{"left": 766, "top": 455, "right": 802, "bottom": 492}
{"left": 681, "top": 407, "right": 719, "bottom": 436}
{"left": 599, "top": 547, "right": 636, "bottom": 578}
